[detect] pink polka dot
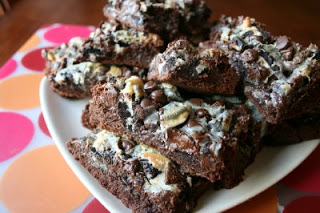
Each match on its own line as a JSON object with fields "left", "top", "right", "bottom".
{"left": 281, "top": 145, "right": 320, "bottom": 193}
{"left": 44, "top": 25, "right": 92, "bottom": 44}
{"left": 83, "top": 199, "right": 110, "bottom": 213}
{"left": 0, "top": 59, "right": 17, "bottom": 79}
{"left": 21, "top": 47, "right": 53, "bottom": 71}
{"left": 284, "top": 196, "right": 320, "bottom": 213}
{"left": 38, "top": 112, "right": 51, "bottom": 137}
{"left": 0, "top": 112, "right": 34, "bottom": 162}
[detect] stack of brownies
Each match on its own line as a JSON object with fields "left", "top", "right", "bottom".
{"left": 42, "top": 0, "right": 320, "bottom": 212}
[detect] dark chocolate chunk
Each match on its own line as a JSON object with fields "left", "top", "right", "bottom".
{"left": 150, "top": 89, "right": 168, "bottom": 105}
{"left": 187, "top": 119, "right": 202, "bottom": 128}
{"left": 260, "top": 50, "right": 275, "bottom": 66}
{"left": 144, "top": 81, "right": 157, "bottom": 94}
{"left": 283, "top": 69, "right": 292, "bottom": 77}
{"left": 280, "top": 47, "right": 294, "bottom": 61}
{"left": 241, "top": 49, "right": 259, "bottom": 63}
{"left": 275, "top": 36, "right": 290, "bottom": 50}
{"left": 118, "top": 139, "right": 136, "bottom": 152}
{"left": 139, "top": 159, "right": 161, "bottom": 179}
{"left": 314, "top": 50, "right": 320, "bottom": 60}
{"left": 242, "top": 30, "right": 254, "bottom": 38}
{"left": 194, "top": 108, "right": 210, "bottom": 120}
{"left": 261, "top": 31, "right": 271, "bottom": 42}
{"left": 140, "top": 98, "right": 156, "bottom": 108}
{"left": 235, "top": 37, "right": 247, "bottom": 50}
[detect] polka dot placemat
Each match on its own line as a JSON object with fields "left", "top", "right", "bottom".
{"left": 0, "top": 24, "right": 319, "bottom": 213}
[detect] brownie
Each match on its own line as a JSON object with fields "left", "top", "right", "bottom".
{"left": 210, "top": 15, "right": 320, "bottom": 124}
{"left": 43, "top": 36, "right": 147, "bottom": 98}
{"left": 263, "top": 106, "right": 320, "bottom": 145}
{"left": 67, "top": 129, "right": 210, "bottom": 213}
{"left": 83, "top": 76, "right": 262, "bottom": 187}
{"left": 103, "top": 0, "right": 211, "bottom": 42}
{"left": 148, "top": 39, "right": 240, "bottom": 95}
{"left": 78, "top": 20, "right": 164, "bottom": 68}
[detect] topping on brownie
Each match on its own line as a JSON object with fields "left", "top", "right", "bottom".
{"left": 148, "top": 39, "right": 240, "bottom": 95}
{"left": 103, "top": 0, "right": 211, "bottom": 41}
{"left": 67, "top": 129, "right": 209, "bottom": 212}
{"left": 210, "top": 15, "right": 320, "bottom": 123}
{"left": 79, "top": 20, "right": 164, "bottom": 68}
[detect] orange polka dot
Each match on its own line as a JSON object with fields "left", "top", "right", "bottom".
{"left": 0, "top": 145, "right": 90, "bottom": 213}
{"left": 224, "top": 187, "right": 278, "bottom": 213}
{"left": 0, "top": 74, "right": 43, "bottom": 110}
{"left": 18, "top": 35, "right": 41, "bottom": 52}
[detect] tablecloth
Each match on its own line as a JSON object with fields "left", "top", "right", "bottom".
{"left": 0, "top": 24, "right": 319, "bottom": 213}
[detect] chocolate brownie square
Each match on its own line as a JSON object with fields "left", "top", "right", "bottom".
{"left": 67, "top": 129, "right": 210, "bottom": 213}
{"left": 103, "top": 0, "right": 211, "bottom": 42}
{"left": 82, "top": 76, "right": 262, "bottom": 187}
{"left": 78, "top": 20, "right": 164, "bottom": 68}
{"left": 210, "top": 15, "right": 320, "bottom": 124}
{"left": 148, "top": 39, "right": 240, "bottom": 95}
{"left": 42, "top": 35, "right": 147, "bottom": 98}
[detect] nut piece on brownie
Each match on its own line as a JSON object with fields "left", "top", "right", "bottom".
{"left": 103, "top": 0, "right": 211, "bottom": 42}
{"left": 148, "top": 39, "right": 241, "bottom": 95}
{"left": 67, "top": 129, "right": 210, "bottom": 213}
{"left": 210, "top": 15, "right": 320, "bottom": 124}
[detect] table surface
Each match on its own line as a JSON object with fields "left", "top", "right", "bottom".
{"left": 1, "top": 0, "right": 320, "bottom": 66}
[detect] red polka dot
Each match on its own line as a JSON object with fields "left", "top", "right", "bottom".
{"left": 38, "top": 112, "right": 51, "bottom": 137}
{"left": 21, "top": 47, "right": 53, "bottom": 71}
{"left": 281, "top": 145, "right": 320, "bottom": 193}
{"left": 0, "top": 59, "right": 17, "bottom": 79}
{"left": 21, "top": 48, "right": 45, "bottom": 71}
{"left": 284, "top": 196, "right": 320, "bottom": 213}
{"left": 83, "top": 199, "right": 110, "bottom": 213}
{"left": 44, "top": 25, "right": 92, "bottom": 44}
{"left": 0, "top": 112, "right": 34, "bottom": 162}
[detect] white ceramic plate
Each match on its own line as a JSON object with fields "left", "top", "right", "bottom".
{"left": 40, "top": 78, "right": 319, "bottom": 213}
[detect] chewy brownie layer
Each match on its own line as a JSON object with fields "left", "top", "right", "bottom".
{"left": 83, "top": 76, "right": 261, "bottom": 186}
{"left": 67, "top": 129, "right": 210, "bottom": 213}
{"left": 78, "top": 20, "right": 164, "bottom": 68}
{"left": 148, "top": 39, "right": 240, "bottom": 95}
{"left": 210, "top": 15, "right": 320, "bottom": 124}
{"left": 103, "top": 0, "right": 211, "bottom": 42}
{"left": 263, "top": 106, "right": 320, "bottom": 145}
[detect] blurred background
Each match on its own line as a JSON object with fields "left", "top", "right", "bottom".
{"left": 0, "top": 0, "right": 320, "bottom": 66}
